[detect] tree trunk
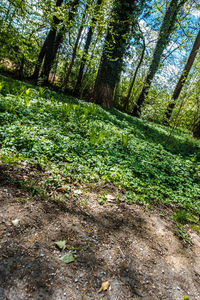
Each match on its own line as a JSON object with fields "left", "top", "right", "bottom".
{"left": 193, "top": 117, "right": 200, "bottom": 139}
{"left": 132, "top": 0, "right": 187, "bottom": 117}
{"left": 31, "top": 0, "right": 64, "bottom": 82}
{"left": 40, "top": 0, "right": 80, "bottom": 84}
{"left": 62, "top": 1, "right": 89, "bottom": 90}
{"left": 92, "top": 0, "right": 140, "bottom": 108}
{"left": 18, "top": 55, "right": 25, "bottom": 79}
{"left": 73, "top": 0, "right": 103, "bottom": 96}
{"left": 165, "top": 28, "right": 200, "bottom": 122}
{"left": 124, "top": 31, "right": 145, "bottom": 111}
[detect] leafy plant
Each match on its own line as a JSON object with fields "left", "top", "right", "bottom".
{"left": 0, "top": 75, "right": 200, "bottom": 218}
{"left": 175, "top": 225, "right": 192, "bottom": 246}
{"left": 173, "top": 210, "right": 199, "bottom": 225}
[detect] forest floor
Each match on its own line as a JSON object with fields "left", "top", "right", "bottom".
{"left": 1, "top": 162, "right": 200, "bottom": 300}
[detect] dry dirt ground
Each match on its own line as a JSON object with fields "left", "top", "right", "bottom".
{"left": 0, "top": 163, "right": 200, "bottom": 300}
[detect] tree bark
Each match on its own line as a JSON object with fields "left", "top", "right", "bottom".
{"left": 31, "top": 0, "right": 64, "bottom": 82}
{"left": 193, "top": 116, "right": 200, "bottom": 139}
{"left": 92, "top": 0, "right": 140, "bottom": 108}
{"left": 132, "top": 0, "right": 187, "bottom": 117}
{"left": 165, "top": 28, "right": 200, "bottom": 122}
{"left": 32, "top": 0, "right": 80, "bottom": 84}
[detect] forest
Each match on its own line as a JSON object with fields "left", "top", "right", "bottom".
{"left": 0, "top": 0, "right": 199, "bottom": 130}
{"left": 0, "top": 0, "right": 200, "bottom": 299}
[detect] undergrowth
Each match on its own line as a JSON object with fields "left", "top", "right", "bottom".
{"left": 0, "top": 74, "right": 200, "bottom": 219}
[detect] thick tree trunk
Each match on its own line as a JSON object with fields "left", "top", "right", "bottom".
{"left": 73, "top": 0, "right": 103, "bottom": 96}
{"left": 31, "top": 0, "right": 64, "bottom": 82}
{"left": 31, "top": 38, "right": 47, "bottom": 81}
{"left": 40, "top": 0, "right": 79, "bottom": 84}
{"left": 33, "top": 29, "right": 58, "bottom": 82}
{"left": 40, "top": 28, "right": 65, "bottom": 84}
{"left": 92, "top": 0, "right": 139, "bottom": 108}
{"left": 165, "top": 28, "right": 200, "bottom": 122}
{"left": 132, "top": 0, "right": 187, "bottom": 117}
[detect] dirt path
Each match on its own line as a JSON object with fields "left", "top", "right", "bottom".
{"left": 0, "top": 163, "right": 200, "bottom": 300}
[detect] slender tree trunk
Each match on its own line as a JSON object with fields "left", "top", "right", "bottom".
{"left": 62, "top": 27, "right": 83, "bottom": 89}
{"left": 62, "top": 8, "right": 88, "bottom": 91}
{"left": 124, "top": 33, "right": 145, "bottom": 111}
{"left": 18, "top": 55, "right": 25, "bottom": 79}
{"left": 73, "top": 0, "right": 103, "bottom": 96}
{"left": 165, "top": 28, "right": 200, "bottom": 122}
{"left": 92, "top": 0, "right": 140, "bottom": 108}
{"left": 3, "top": 2, "right": 12, "bottom": 23}
{"left": 80, "top": 35, "right": 99, "bottom": 98}
{"left": 132, "top": 0, "right": 187, "bottom": 117}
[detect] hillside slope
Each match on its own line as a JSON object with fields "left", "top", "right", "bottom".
{"left": 0, "top": 75, "right": 200, "bottom": 299}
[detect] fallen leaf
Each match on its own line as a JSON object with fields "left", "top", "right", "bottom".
{"left": 55, "top": 240, "right": 66, "bottom": 250}
{"left": 12, "top": 219, "right": 20, "bottom": 226}
{"left": 57, "top": 186, "right": 67, "bottom": 192}
{"left": 98, "top": 281, "right": 110, "bottom": 293}
{"left": 106, "top": 194, "right": 115, "bottom": 202}
{"left": 60, "top": 252, "right": 75, "bottom": 264}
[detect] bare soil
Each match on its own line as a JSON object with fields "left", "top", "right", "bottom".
{"left": 0, "top": 162, "right": 200, "bottom": 300}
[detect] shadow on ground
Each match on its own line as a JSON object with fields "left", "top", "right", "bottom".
{"left": 0, "top": 163, "right": 200, "bottom": 300}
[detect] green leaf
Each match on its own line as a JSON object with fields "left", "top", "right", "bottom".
{"left": 55, "top": 240, "right": 66, "bottom": 250}
{"left": 60, "top": 252, "right": 75, "bottom": 264}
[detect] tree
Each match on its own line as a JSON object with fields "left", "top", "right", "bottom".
{"left": 31, "top": 0, "right": 79, "bottom": 84}
{"left": 40, "top": 0, "right": 80, "bottom": 84}
{"left": 132, "top": 0, "right": 187, "bottom": 117}
{"left": 62, "top": 1, "right": 90, "bottom": 90}
{"left": 73, "top": 0, "right": 103, "bottom": 96}
{"left": 92, "top": 0, "right": 144, "bottom": 108}
{"left": 193, "top": 116, "right": 200, "bottom": 139}
{"left": 123, "top": 24, "right": 146, "bottom": 111}
{"left": 31, "top": 0, "right": 64, "bottom": 82}
{"left": 165, "top": 28, "right": 200, "bottom": 122}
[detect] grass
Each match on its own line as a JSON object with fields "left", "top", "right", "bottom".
{"left": 0, "top": 74, "right": 200, "bottom": 218}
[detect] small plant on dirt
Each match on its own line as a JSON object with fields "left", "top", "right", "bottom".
{"left": 52, "top": 195, "right": 66, "bottom": 203}
{"left": 17, "top": 198, "right": 29, "bottom": 203}
{"left": 175, "top": 225, "right": 192, "bottom": 245}
{"left": 124, "top": 191, "right": 134, "bottom": 204}
{"left": 80, "top": 198, "right": 88, "bottom": 207}
{"left": 44, "top": 174, "right": 62, "bottom": 189}
{"left": 97, "top": 193, "right": 107, "bottom": 205}
{"left": 190, "top": 224, "right": 200, "bottom": 233}
{"left": 181, "top": 296, "right": 189, "bottom": 300}
{"left": 172, "top": 209, "right": 199, "bottom": 225}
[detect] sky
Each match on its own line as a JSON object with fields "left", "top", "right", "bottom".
{"left": 140, "top": 0, "right": 200, "bottom": 90}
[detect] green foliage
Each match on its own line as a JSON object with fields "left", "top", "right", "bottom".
{"left": 1, "top": 75, "right": 200, "bottom": 218}
{"left": 173, "top": 209, "right": 199, "bottom": 225}
{"left": 175, "top": 225, "right": 192, "bottom": 245}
